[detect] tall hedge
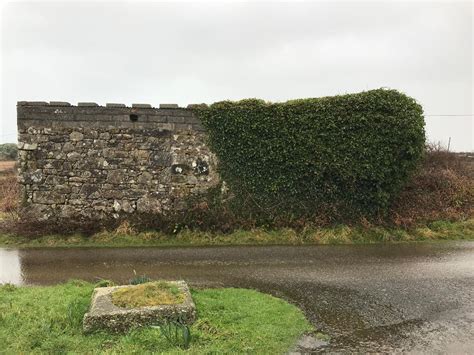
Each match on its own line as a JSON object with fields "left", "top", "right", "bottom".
{"left": 194, "top": 89, "right": 425, "bottom": 217}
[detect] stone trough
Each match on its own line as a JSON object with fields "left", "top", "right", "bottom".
{"left": 83, "top": 280, "right": 196, "bottom": 333}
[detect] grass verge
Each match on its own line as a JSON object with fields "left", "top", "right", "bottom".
{"left": 0, "top": 219, "right": 473, "bottom": 248}
{"left": 0, "top": 281, "right": 312, "bottom": 353}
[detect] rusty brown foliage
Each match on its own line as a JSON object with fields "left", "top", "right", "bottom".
{"left": 389, "top": 145, "right": 474, "bottom": 227}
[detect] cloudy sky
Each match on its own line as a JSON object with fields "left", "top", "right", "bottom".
{"left": 1, "top": 0, "right": 472, "bottom": 151}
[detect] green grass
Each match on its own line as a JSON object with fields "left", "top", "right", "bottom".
{"left": 0, "top": 219, "right": 473, "bottom": 248}
{"left": 0, "top": 281, "right": 312, "bottom": 353}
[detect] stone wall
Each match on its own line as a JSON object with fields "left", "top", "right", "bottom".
{"left": 17, "top": 101, "right": 219, "bottom": 220}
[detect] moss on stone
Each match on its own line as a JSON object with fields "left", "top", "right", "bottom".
{"left": 111, "top": 281, "right": 185, "bottom": 308}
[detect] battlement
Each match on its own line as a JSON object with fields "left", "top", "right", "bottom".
{"left": 17, "top": 101, "right": 205, "bottom": 131}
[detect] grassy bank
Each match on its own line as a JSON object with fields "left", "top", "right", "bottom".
{"left": 0, "top": 281, "right": 312, "bottom": 353}
{"left": 1, "top": 219, "right": 473, "bottom": 248}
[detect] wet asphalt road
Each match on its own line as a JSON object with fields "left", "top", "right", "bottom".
{"left": 1, "top": 241, "right": 473, "bottom": 353}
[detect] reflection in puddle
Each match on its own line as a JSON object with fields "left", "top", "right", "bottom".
{"left": 0, "top": 249, "right": 22, "bottom": 285}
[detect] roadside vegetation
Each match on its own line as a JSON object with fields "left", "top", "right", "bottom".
{"left": 0, "top": 218, "right": 472, "bottom": 248}
{"left": 0, "top": 281, "right": 312, "bottom": 353}
{"left": 0, "top": 142, "right": 473, "bottom": 247}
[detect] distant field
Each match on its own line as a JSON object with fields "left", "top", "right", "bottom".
{"left": 0, "top": 161, "right": 15, "bottom": 172}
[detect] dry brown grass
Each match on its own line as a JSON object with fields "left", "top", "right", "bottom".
{"left": 0, "top": 161, "right": 18, "bottom": 218}
{"left": 0, "top": 172, "right": 19, "bottom": 219}
{"left": 0, "top": 160, "right": 16, "bottom": 172}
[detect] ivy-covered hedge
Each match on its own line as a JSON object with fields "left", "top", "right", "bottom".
{"left": 194, "top": 89, "right": 425, "bottom": 217}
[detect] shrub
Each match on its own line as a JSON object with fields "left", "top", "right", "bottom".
{"left": 0, "top": 143, "right": 17, "bottom": 161}
{"left": 195, "top": 88, "right": 425, "bottom": 218}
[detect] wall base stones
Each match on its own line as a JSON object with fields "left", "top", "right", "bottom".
{"left": 17, "top": 101, "right": 218, "bottom": 221}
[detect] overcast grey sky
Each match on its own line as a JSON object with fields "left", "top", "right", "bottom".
{"left": 1, "top": 0, "right": 472, "bottom": 151}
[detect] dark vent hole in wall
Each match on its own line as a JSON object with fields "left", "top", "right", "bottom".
{"left": 129, "top": 114, "right": 139, "bottom": 122}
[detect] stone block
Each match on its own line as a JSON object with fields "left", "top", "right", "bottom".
{"left": 58, "top": 205, "right": 77, "bottom": 218}
{"left": 66, "top": 152, "right": 82, "bottom": 161}
{"left": 182, "top": 115, "right": 201, "bottom": 124}
{"left": 171, "top": 164, "right": 190, "bottom": 175}
{"left": 106, "top": 103, "right": 126, "bottom": 108}
{"left": 50, "top": 101, "right": 71, "bottom": 106}
{"left": 113, "top": 199, "right": 135, "bottom": 213}
{"left": 132, "top": 103, "right": 152, "bottom": 109}
{"left": 150, "top": 151, "right": 171, "bottom": 166}
{"left": 192, "top": 123, "right": 206, "bottom": 131}
{"left": 132, "top": 149, "right": 150, "bottom": 160}
{"left": 62, "top": 142, "right": 75, "bottom": 153}
{"left": 137, "top": 171, "right": 153, "bottom": 184}
{"left": 136, "top": 196, "right": 162, "bottom": 213}
{"left": 18, "top": 142, "right": 38, "bottom": 150}
{"left": 33, "top": 190, "right": 66, "bottom": 204}
{"left": 69, "top": 131, "right": 84, "bottom": 141}
{"left": 17, "top": 101, "right": 49, "bottom": 106}
{"left": 74, "top": 114, "right": 112, "bottom": 122}
{"left": 174, "top": 123, "right": 192, "bottom": 131}
{"left": 79, "top": 184, "right": 100, "bottom": 198}
{"left": 159, "top": 104, "right": 179, "bottom": 109}
{"left": 145, "top": 115, "right": 167, "bottom": 123}
{"left": 106, "top": 169, "right": 127, "bottom": 184}
{"left": 83, "top": 281, "right": 196, "bottom": 333}
{"left": 167, "top": 116, "right": 185, "bottom": 123}
{"left": 23, "top": 203, "right": 53, "bottom": 221}
{"left": 20, "top": 169, "right": 43, "bottom": 184}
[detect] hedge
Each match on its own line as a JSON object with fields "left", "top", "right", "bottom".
{"left": 194, "top": 89, "right": 425, "bottom": 217}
